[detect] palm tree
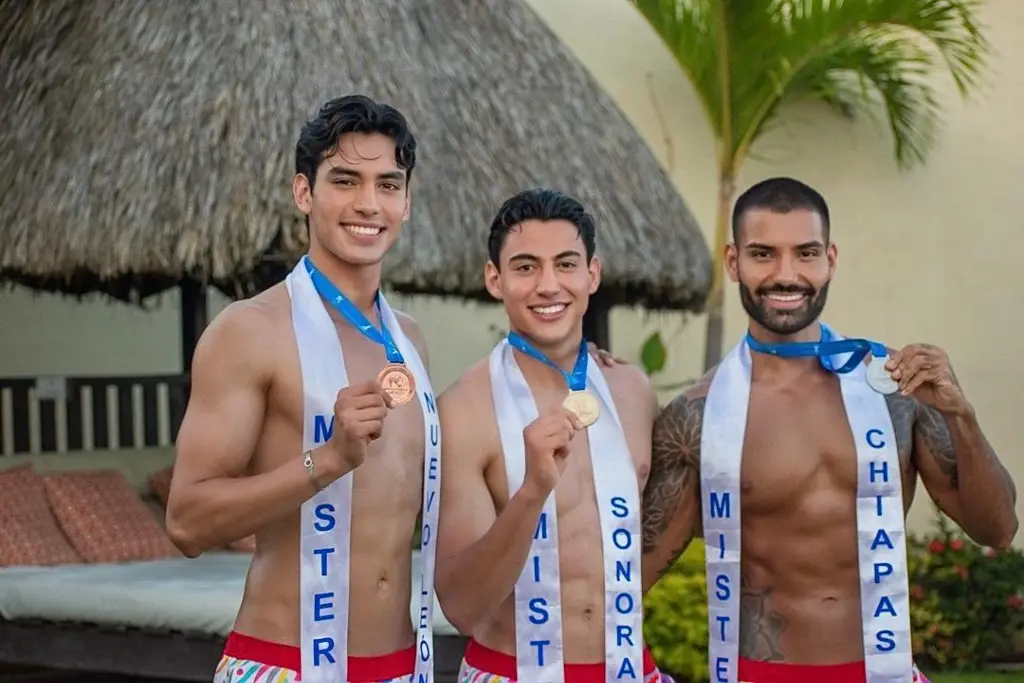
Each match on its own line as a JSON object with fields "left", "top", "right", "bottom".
{"left": 631, "top": 0, "right": 991, "bottom": 370}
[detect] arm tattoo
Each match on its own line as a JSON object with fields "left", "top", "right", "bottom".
{"left": 884, "top": 393, "right": 917, "bottom": 468}
{"left": 917, "top": 403, "right": 1017, "bottom": 502}
{"left": 739, "top": 573, "right": 788, "bottom": 661}
{"left": 915, "top": 404, "right": 959, "bottom": 487}
{"left": 641, "top": 395, "right": 704, "bottom": 555}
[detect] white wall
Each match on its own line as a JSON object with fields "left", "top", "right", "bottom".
{"left": 2, "top": 0, "right": 1022, "bottom": 540}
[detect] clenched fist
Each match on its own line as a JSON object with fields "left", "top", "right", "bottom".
{"left": 523, "top": 408, "right": 583, "bottom": 497}
{"left": 324, "top": 380, "right": 393, "bottom": 473}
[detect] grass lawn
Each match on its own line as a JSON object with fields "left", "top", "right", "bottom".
{"left": 931, "top": 673, "right": 1024, "bottom": 682}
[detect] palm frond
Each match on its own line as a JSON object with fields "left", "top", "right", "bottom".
{"left": 786, "top": 28, "right": 941, "bottom": 166}
{"left": 631, "top": 0, "right": 991, "bottom": 171}
{"left": 631, "top": 0, "right": 726, "bottom": 139}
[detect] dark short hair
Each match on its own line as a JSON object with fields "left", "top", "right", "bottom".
{"left": 295, "top": 94, "right": 417, "bottom": 190}
{"left": 732, "top": 176, "right": 830, "bottom": 242}
{"left": 487, "top": 188, "right": 596, "bottom": 267}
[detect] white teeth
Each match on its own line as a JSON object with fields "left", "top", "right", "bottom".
{"left": 343, "top": 224, "right": 382, "bottom": 236}
{"left": 766, "top": 293, "right": 804, "bottom": 302}
{"left": 532, "top": 304, "right": 567, "bottom": 315}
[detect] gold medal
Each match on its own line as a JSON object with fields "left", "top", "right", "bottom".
{"left": 377, "top": 363, "right": 416, "bottom": 406}
{"left": 562, "top": 390, "right": 600, "bottom": 428}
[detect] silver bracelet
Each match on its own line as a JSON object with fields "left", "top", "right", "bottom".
{"left": 303, "top": 450, "right": 324, "bottom": 491}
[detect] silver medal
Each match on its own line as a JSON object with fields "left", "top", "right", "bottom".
{"left": 867, "top": 356, "right": 899, "bottom": 395}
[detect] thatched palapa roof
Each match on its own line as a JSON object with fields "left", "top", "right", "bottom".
{"left": 0, "top": 0, "right": 711, "bottom": 311}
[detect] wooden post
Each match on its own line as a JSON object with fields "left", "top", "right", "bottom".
{"left": 180, "top": 277, "right": 208, "bottom": 373}
{"left": 583, "top": 289, "right": 611, "bottom": 351}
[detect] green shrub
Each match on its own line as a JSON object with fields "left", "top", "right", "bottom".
{"left": 643, "top": 540, "right": 709, "bottom": 682}
{"left": 641, "top": 514, "right": 1024, "bottom": 679}
{"left": 908, "top": 511, "right": 1024, "bottom": 671}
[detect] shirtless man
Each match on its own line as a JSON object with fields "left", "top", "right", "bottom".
{"left": 640, "top": 176, "right": 1018, "bottom": 683}
{"left": 165, "top": 95, "right": 443, "bottom": 683}
{"left": 435, "top": 188, "right": 671, "bottom": 683}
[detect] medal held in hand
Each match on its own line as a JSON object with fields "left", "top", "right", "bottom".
{"left": 562, "top": 390, "right": 600, "bottom": 427}
{"left": 377, "top": 363, "right": 417, "bottom": 405}
{"left": 866, "top": 355, "right": 899, "bottom": 395}
{"left": 506, "top": 331, "right": 600, "bottom": 426}
{"left": 304, "top": 256, "right": 416, "bottom": 406}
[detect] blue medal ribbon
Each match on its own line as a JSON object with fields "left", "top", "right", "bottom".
{"left": 506, "top": 331, "right": 589, "bottom": 391}
{"left": 745, "top": 324, "right": 887, "bottom": 374}
{"left": 303, "top": 256, "right": 405, "bottom": 365}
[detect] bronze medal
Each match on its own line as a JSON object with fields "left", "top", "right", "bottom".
{"left": 562, "top": 390, "right": 600, "bottom": 428}
{"left": 377, "top": 363, "right": 416, "bottom": 406}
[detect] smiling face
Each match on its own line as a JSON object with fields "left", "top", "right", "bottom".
{"left": 292, "top": 131, "right": 410, "bottom": 268}
{"left": 726, "top": 207, "right": 838, "bottom": 337}
{"left": 484, "top": 218, "right": 601, "bottom": 349}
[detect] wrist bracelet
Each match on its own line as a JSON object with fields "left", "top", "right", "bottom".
{"left": 303, "top": 450, "right": 324, "bottom": 491}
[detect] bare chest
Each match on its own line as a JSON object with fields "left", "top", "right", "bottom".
{"left": 489, "top": 383, "right": 651, "bottom": 518}
{"left": 258, "top": 321, "right": 426, "bottom": 494}
{"left": 739, "top": 382, "right": 915, "bottom": 515}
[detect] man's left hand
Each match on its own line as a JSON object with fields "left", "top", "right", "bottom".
{"left": 588, "top": 342, "right": 628, "bottom": 368}
{"left": 886, "top": 344, "right": 971, "bottom": 416}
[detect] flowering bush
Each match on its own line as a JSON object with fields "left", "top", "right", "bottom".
{"left": 908, "top": 510, "right": 1024, "bottom": 671}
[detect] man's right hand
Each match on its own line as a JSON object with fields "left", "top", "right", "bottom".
{"left": 327, "top": 380, "right": 393, "bottom": 472}
{"left": 522, "top": 408, "right": 582, "bottom": 496}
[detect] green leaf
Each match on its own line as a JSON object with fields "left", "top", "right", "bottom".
{"left": 640, "top": 331, "right": 668, "bottom": 375}
{"left": 631, "top": 0, "right": 991, "bottom": 171}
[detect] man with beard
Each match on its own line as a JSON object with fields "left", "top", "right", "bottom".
{"left": 640, "top": 176, "right": 1018, "bottom": 683}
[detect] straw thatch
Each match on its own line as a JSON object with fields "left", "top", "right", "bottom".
{"left": 0, "top": 0, "right": 711, "bottom": 311}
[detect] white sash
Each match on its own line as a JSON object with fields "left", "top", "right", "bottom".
{"left": 488, "top": 339, "right": 644, "bottom": 682}
{"left": 287, "top": 258, "right": 441, "bottom": 683}
{"left": 700, "top": 325, "right": 913, "bottom": 683}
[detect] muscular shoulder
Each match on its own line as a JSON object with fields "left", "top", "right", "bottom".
{"left": 651, "top": 367, "right": 717, "bottom": 467}
{"left": 392, "top": 308, "right": 430, "bottom": 370}
{"left": 656, "top": 366, "right": 716, "bottom": 425}
{"left": 437, "top": 359, "right": 497, "bottom": 462}
{"left": 191, "top": 286, "right": 288, "bottom": 380}
{"left": 439, "top": 359, "right": 490, "bottom": 414}
{"left": 601, "top": 361, "right": 658, "bottom": 421}
{"left": 602, "top": 361, "right": 655, "bottom": 395}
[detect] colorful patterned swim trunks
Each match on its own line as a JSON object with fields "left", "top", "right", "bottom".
{"left": 456, "top": 638, "right": 674, "bottom": 682}
{"left": 212, "top": 631, "right": 415, "bottom": 683}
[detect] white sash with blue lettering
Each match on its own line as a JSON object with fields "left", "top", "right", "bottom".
{"left": 700, "top": 328, "right": 913, "bottom": 683}
{"left": 489, "top": 338, "right": 644, "bottom": 682}
{"left": 286, "top": 259, "right": 441, "bottom": 683}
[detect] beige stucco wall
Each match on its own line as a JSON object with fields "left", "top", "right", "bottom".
{"left": 1, "top": 0, "right": 1021, "bottom": 542}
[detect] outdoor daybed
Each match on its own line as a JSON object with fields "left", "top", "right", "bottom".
{"left": 0, "top": 454, "right": 466, "bottom": 681}
{"left": 0, "top": 550, "right": 466, "bottom": 681}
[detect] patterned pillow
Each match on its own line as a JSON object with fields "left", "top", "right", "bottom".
{"left": 147, "top": 465, "right": 173, "bottom": 505}
{"left": 44, "top": 469, "right": 180, "bottom": 563}
{"left": 0, "top": 465, "right": 83, "bottom": 567}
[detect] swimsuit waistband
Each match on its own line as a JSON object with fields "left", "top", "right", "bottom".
{"left": 464, "top": 638, "right": 657, "bottom": 682}
{"left": 737, "top": 657, "right": 867, "bottom": 683}
{"left": 223, "top": 631, "right": 415, "bottom": 681}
